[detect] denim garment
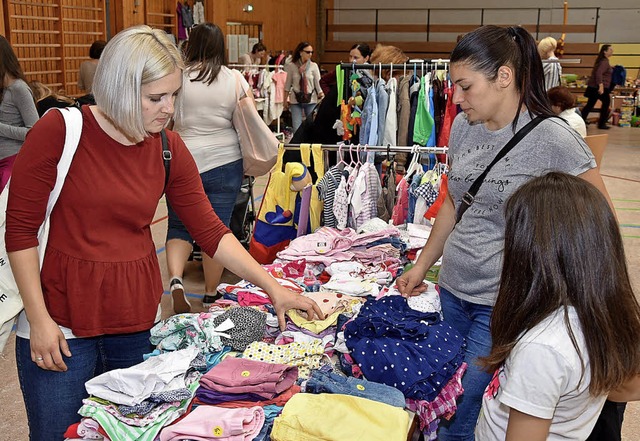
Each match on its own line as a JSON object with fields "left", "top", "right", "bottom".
{"left": 360, "top": 84, "right": 378, "bottom": 146}
{"left": 166, "top": 158, "right": 243, "bottom": 243}
{"left": 366, "top": 236, "right": 407, "bottom": 252}
{"left": 437, "top": 287, "right": 493, "bottom": 441}
{"left": 253, "top": 404, "right": 282, "bottom": 441}
{"left": 427, "top": 87, "right": 436, "bottom": 146}
{"left": 290, "top": 103, "right": 317, "bottom": 133}
{"left": 407, "top": 172, "right": 423, "bottom": 224}
{"left": 345, "top": 296, "right": 465, "bottom": 402}
{"left": 16, "top": 331, "right": 152, "bottom": 441}
{"left": 305, "top": 369, "right": 406, "bottom": 408}
{"left": 376, "top": 78, "right": 389, "bottom": 145}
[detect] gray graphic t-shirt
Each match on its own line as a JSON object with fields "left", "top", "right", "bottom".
{"left": 439, "top": 112, "right": 595, "bottom": 305}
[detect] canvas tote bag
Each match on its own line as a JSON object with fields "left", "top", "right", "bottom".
{"left": 0, "top": 107, "right": 83, "bottom": 352}
{"left": 232, "top": 70, "right": 279, "bottom": 177}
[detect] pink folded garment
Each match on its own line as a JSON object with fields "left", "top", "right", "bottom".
{"left": 200, "top": 357, "right": 298, "bottom": 399}
{"left": 159, "top": 405, "right": 265, "bottom": 441}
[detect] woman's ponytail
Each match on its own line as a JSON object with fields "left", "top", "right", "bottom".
{"left": 510, "top": 26, "right": 554, "bottom": 125}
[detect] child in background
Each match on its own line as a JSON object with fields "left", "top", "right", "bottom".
{"left": 476, "top": 172, "right": 640, "bottom": 440}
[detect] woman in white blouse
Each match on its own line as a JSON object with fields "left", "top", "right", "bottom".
{"left": 548, "top": 86, "right": 587, "bottom": 137}
{"left": 284, "top": 41, "right": 324, "bottom": 133}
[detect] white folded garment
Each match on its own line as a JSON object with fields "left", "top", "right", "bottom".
{"left": 85, "top": 346, "right": 199, "bottom": 406}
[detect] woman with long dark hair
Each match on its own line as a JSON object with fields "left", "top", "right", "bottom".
{"left": 477, "top": 172, "right": 640, "bottom": 439}
{"left": 166, "top": 22, "right": 254, "bottom": 310}
{"left": 0, "top": 35, "right": 39, "bottom": 192}
{"left": 284, "top": 41, "right": 324, "bottom": 132}
{"left": 581, "top": 44, "right": 614, "bottom": 130}
{"left": 396, "top": 25, "right": 611, "bottom": 440}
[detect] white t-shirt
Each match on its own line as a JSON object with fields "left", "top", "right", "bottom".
{"left": 559, "top": 108, "right": 587, "bottom": 138}
{"left": 173, "top": 66, "right": 247, "bottom": 173}
{"left": 476, "top": 307, "right": 606, "bottom": 441}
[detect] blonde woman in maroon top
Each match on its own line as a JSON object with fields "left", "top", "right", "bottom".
{"left": 6, "top": 25, "right": 322, "bottom": 441}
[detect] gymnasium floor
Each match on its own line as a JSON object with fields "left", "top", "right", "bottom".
{"left": 1, "top": 124, "right": 639, "bottom": 439}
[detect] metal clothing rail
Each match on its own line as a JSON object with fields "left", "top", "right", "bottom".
{"left": 340, "top": 59, "right": 580, "bottom": 69}
{"left": 340, "top": 60, "right": 449, "bottom": 70}
{"left": 543, "top": 58, "right": 581, "bottom": 64}
{"left": 282, "top": 143, "right": 448, "bottom": 154}
{"left": 230, "top": 63, "right": 284, "bottom": 139}
{"left": 228, "top": 64, "right": 283, "bottom": 69}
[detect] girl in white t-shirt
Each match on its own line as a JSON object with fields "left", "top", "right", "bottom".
{"left": 476, "top": 172, "right": 640, "bottom": 441}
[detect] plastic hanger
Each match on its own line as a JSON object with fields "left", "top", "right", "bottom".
{"left": 355, "top": 144, "right": 363, "bottom": 167}
{"left": 404, "top": 145, "right": 423, "bottom": 181}
{"left": 348, "top": 144, "right": 358, "bottom": 169}
{"left": 337, "top": 143, "right": 348, "bottom": 170}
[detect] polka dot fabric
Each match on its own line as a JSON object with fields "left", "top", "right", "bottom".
{"left": 345, "top": 296, "right": 465, "bottom": 401}
{"left": 242, "top": 341, "right": 325, "bottom": 379}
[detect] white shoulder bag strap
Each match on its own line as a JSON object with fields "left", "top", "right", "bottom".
{"left": 36, "top": 107, "right": 83, "bottom": 266}
{"left": 0, "top": 106, "right": 83, "bottom": 346}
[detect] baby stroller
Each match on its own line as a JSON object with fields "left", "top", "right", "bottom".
{"left": 230, "top": 176, "right": 256, "bottom": 249}
{"left": 189, "top": 176, "right": 256, "bottom": 260}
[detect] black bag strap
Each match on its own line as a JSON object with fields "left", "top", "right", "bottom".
{"left": 160, "top": 129, "right": 171, "bottom": 193}
{"left": 455, "top": 116, "right": 551, "bottom": 223}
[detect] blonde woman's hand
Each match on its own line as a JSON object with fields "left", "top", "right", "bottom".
{"left": 269, "top": 285, "right": 324, "bottom": 331}
{"left": 29, "top": 315, "right": 71, "bottom": 372}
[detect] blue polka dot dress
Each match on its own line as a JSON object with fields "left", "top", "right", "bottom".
{"left": 345, "top": 296, "right": 465, "bottom": 401}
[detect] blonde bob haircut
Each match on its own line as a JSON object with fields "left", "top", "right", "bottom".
{"left": 537, "top": 36, "right": 557, "bottom": 59}
{"left": 92, "top": 25, "right": 184, "bottom": 143}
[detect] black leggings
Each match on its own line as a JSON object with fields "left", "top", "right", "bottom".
{"left": 581, "top": 88, "right": 612, "bottom": 127}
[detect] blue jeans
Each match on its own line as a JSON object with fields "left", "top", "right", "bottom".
{"left": 437, "top": 287, "right": 494, "bottom": 441}
{"left": 166, "top": 159, "right": 243, "bottom": 243}
{"left": 290, "top": 102, "right": 316, "bottom": 133}
{"left": 16, "top": 331, "right": 152, "bottom": 441}
{"left": 305, "top": 369, "right": 406, "bottom": 408}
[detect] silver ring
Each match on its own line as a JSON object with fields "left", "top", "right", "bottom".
{"left": 35, "top": 356, "right": 43, "bottom": 361}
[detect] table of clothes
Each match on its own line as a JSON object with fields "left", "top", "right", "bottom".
{"left": 63, "top": 219, "right": 467, "bottom": 441}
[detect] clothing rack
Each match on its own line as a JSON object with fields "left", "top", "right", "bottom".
{"left": 543, "top": 58, "right": 581, "bottom": 64}
{"left": 341, "top": 59, "right": 580, "bottom": 71}
{"left": 340, "top": 60, "right": 450, "bottom": 70}
{"left": 283, "top": 144, "right": 448, "bottom": 167}
{"left": 229, "top": 63, "right": 284, "bottom": 139}
{"left": 339, "top": 60, "right": 451, "bottom": 105}
{"left": 282, "top": 143, "right": 447, "bottom": 154}
{"left": 229, "top": 64, "right": 283, "bottom": 70}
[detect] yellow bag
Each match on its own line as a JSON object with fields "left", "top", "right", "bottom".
{"left": 250, "top": 145, "right": 304, "bottom": 263}
{"left": 299, "top": 143, "right": 325, "bottom": 232}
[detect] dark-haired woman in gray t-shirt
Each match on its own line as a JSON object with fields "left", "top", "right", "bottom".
{"left": 396, "top": 25, "right": 612, "bottom": 441}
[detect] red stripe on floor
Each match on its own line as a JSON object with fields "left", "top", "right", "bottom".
{"left": 151, "top": 215, "right": 168, "bottom": 226}
{"left": 601, "top": 174, "right": 640, "bottom": 184}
